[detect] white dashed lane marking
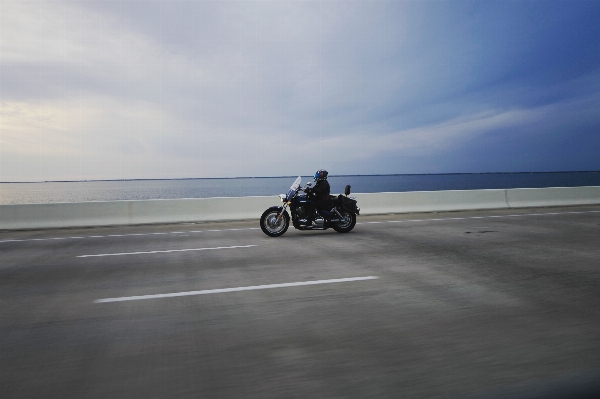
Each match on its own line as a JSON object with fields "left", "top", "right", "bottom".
{"left": 94, "top": 276, "right": 380, "bottom": 303}
{"left": 0, "top": 228, "right": 261, "bottom": 243}
{"left": 77, "top": 244, "right": 257, "bottom": 258}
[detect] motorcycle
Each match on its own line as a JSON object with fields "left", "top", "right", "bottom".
{"left": 260, "top": 176, "right": 360, "bottom": 237}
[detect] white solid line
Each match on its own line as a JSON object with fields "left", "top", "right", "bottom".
{"left": 77, "top": 244, "right": 257, "bottom": 258}
{"left": 356, "top": 210, "right": 600, "bottom": 225}
{"left": 94, "top": 276, "right": 380, "bottom": 303}
{"left": 2, "top": 210, "right": 599, "bottom": 244}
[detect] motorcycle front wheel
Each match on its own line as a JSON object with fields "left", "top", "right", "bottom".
{"left": 332, "top": 211, "right": 356, "bottom": 233}
{"left": 260, "top": 208, "right": 290, "bottom": 237}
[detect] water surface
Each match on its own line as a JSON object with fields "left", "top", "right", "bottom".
{"left": 1, "top": 172, "right": 599, "bottom": 205}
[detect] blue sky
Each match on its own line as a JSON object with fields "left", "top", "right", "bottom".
{"left": 1, "top": 1, "right": 599, "bottom": 181}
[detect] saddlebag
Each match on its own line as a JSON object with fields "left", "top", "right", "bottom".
{"left": 338, "top": 195, "right": 360, "bottom": 215}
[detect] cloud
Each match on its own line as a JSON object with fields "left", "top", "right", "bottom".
{"left": 1, "top": 1, "right": 600, "bottom": 181}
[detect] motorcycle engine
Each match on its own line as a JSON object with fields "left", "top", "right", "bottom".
{"left": 296, "top": 207, "right": 306, "bottom": 218}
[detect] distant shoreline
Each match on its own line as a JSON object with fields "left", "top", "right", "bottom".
{"left": 1, "top": 170, "right": 599, "bottom": 184}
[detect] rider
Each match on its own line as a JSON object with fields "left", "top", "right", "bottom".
{"left": 303, "top": 169, "right": 332, "bottom": 227}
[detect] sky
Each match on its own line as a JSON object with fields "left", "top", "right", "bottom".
{"left": 1, "top": 0, "right": 599, "bottom": 182}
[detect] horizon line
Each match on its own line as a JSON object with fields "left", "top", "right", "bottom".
{"left": 1, "top": 170, "right": 599, "bottom": 184}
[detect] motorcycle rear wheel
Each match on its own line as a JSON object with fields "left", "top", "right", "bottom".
{"left": 260, "top": 208, "right": 290, "bottom": 237}
{"left": 332, "top": 211, "right": 356, "bottom": 233}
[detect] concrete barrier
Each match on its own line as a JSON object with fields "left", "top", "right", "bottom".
{"left": 506, "top": 186, "right": 600, "bottom": 208}
{"left": 352, "top": 189, "right": 508, "bottom": 214}
{"left": 1, "top": 186, "right": 599, "bottom": 230}
{"left": 0, "top": 196, "right": 275, "bottom": 230}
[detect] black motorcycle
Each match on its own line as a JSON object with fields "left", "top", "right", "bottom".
{"left": 260, "top": 176, "right": 360, "bottom": 237}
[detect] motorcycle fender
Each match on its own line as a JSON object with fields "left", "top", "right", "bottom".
{"left": 267, "top": 206, "right": 289, "bottom": 217}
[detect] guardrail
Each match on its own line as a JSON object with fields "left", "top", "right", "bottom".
{"left": 1, "top": 186, "right": 599, "bottom": 230}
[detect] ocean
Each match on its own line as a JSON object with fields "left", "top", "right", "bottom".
{"left": 1, "top": 172, "right": 599, "bottom": 205}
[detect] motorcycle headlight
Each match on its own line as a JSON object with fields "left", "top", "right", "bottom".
{"left": 279, "top": 194, "right": 286, "bottom": 202}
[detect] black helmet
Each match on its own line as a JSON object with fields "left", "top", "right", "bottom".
{"left": 314, "top": 169, "right": 328, "bottom": 181}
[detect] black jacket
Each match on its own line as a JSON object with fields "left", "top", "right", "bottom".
{"left": 308, "top": 179, "right": 330, "bottom": 201}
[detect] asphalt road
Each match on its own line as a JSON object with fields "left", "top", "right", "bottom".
{"left": 2, "top": 205, "right": 600, "bottom": 399}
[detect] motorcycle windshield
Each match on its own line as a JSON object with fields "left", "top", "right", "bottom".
{"left": 286, "top": 176, "right": 301, "bottom": 200}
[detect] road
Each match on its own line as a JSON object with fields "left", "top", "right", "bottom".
{"left": 2, "top": 205, "right": 600, "bottom": 399}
